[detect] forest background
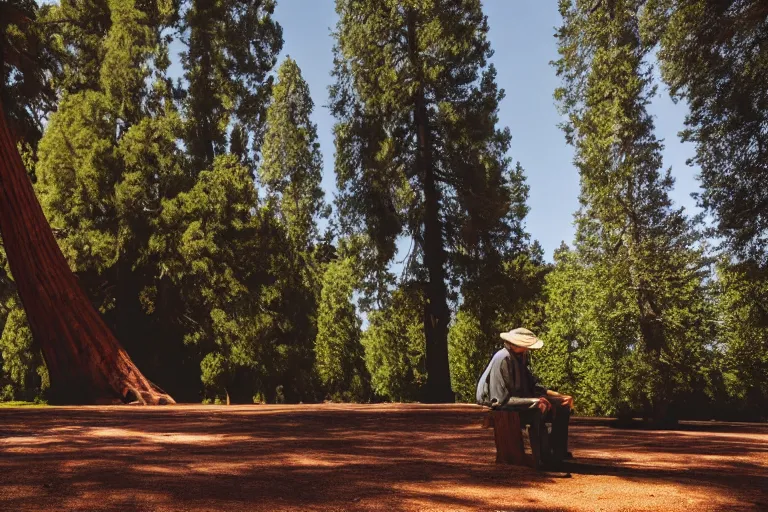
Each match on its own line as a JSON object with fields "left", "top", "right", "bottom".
{"left": 1, "top": 0, "right": 766, "bottom": 422}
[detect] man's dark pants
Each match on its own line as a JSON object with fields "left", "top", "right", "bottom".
{"left": 517, "top": 400, "right": 571, "bottom": 465}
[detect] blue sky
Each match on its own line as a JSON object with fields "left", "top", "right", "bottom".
{"left": 270, "top": 1, "right": 703, "bottom": 261}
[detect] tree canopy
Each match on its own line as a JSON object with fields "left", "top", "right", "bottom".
{"left": 0, "top": 0, "right": 765, "bottom": 418}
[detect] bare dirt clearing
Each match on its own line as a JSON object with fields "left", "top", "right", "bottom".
{"left": 1, "top": 404, "right": 766, "bottom": 511}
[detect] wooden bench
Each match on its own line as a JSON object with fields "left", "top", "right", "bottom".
{"left": 482, "top": 408, "right": 544, "bottom": 469}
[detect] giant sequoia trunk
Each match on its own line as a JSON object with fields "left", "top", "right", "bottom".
{"left": 0, "top": 100, "right": 174, "bottom": 405}
{"left": 407, "top": 9, "right": 454, "bottom": 404}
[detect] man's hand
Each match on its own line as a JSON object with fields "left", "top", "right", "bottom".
{"left": 546, "top": 389, "right": 574, "bottom": 410}
{"left": 537, "top": 397, "right": 551, "bottom": 415}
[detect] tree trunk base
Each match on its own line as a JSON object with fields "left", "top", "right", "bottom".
{"left": 421, "top": 383, "right": 455, "bottom": 404}
{"left": 47, "top": 380, "right": 175, "bottom": 405}
{"left": 0, "top": 100, "right": 176, "bottom": 406}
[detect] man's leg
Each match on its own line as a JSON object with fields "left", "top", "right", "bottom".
{"left": 519, "top": 409, "right": 549, "bottom": 467}
{"left": 548, "top": 401, "right": 571, "bottom": 461}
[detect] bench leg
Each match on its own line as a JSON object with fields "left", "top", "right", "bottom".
{"left": 491, "top": 411, "right": 526, "bottom": 465}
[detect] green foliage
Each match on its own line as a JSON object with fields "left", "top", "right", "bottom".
{"left": 0, "top": 297, "right": 48, "bottom": 402}
{"left": 449, "top": 244, "right": 550, "bottom": 403}
{"left": 180, "top": 0, "right": 283, "bottom": 169}
{"left": 151, "top": 154, "right": 271, "bottom": 401}
{"left": 551, "top": 0, "right": 712, "bottom": 421}
{"left": 256, "top": 56, "right": 331, "bottom": 403}
{"left": 1, "top": 0, "right": 59, "bottom": 150}
{"left": 315, "top": 256, "right": 369, "bottom": 401}
{"left": 362, "top": 285, "right": 426, "bottom": 402}
{"left": 260, "top": 57, "right": 329, "bottom": 249}
{"left": 0, "top": 245, "right": 47, "bottom": 402}
{"left": 448, "top": 310, "right": 485, "bottom": 402}
{"left": 642, "top": 0, "right": 768, "bottom": 262}
{"left": 36, "top": 90, "right": 123, "bottom": 274}
{"left": 641, "top": 4, "right": 768, "bottom": 416}
{"left": 538, "top": 244, "right": 656, "bottom": 416}
{"left": 330, "top": 0, "right": 537, "bottom": 401}
{"left": 714, "top": 260, "right": 768, "bottom": 419}
{"left": 0, "top": 298, "right": 35, "bottom": 388}
{"left": 534, "top": 244, "right": 582, "bottom": 400}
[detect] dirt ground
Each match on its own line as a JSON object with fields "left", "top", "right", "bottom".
{"left": 0, "top": 404, "right": 766, "bottom": 511}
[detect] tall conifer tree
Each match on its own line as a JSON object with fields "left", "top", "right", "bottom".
{"left": 642, "top": 1, "right": 768, "bottom": 419}
{"left": 642, "top": 0, "right": 768, "bottom": 261}
{"left": 260, "top": 57, "right": 328, "bottom": 251}
{"left": 180, "top": 0, "right": 283, "bottom": 171}
{"left": 257, "top": 57, "right": 330, "bottom": 402}
{"left": 714, "top": 260, "right": 768, "bottom": 417}
{"left": 551, "top": 0, "right": 710, "bottom": 423}
{"left": 315, "top": 253, "right": 369, "bottom": 401}
{"left": 330, "top": 0, "right": 528, "bottom": 402}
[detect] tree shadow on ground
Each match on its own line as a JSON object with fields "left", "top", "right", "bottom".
{"left": 0, "top": 405, "right": 766, "bottom": 511}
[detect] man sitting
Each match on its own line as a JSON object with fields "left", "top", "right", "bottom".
{"left": 476, "top": 327, "right": 573, "bottom": 467}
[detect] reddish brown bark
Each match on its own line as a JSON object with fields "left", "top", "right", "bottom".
{"left": 0, "top": 99, "right": 174, "bottom": 405}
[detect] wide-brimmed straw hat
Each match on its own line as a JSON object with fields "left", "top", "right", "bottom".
{"left": 500, "top": 327, "right": 544, "bottom": 350}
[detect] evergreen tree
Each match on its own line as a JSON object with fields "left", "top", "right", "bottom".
{"left": 447, "top": 310, "right": 485, "bottom": 403}
{"left": 180, "top": 0, "right": 283, "bottom": 170}
{"left": 150, "top": 155, "right": 278, "bottom": 403}
{"left": 314, "top": 254, "right": 369, "bottom": 401}
{"left": 641, "top": 0, "right": 768, "bottom": 420}
{"left": 23, "top": 0, "right": 287, "bottom": 404}
{"left": 0, "top": 296, "right": 46, "bottom": 401}
{"left": 642, "top": 0, "right": 768, "bottom": 262}
{"left": 260, "top": 57, "right": 328, "bottom": 249}
{"left": 534, "top": 244, "right": 583, "bottom": 403}
{"left": 540, "top": 242, "right": 651, "bottom": 417}
{"left": 0, "top": 243, "right": 47, "bottom": 401}
{"left": 714, "top": 259, "right": 768, "bottom": 419}
{"left": 449, "top": 241, "right": 550, "bottom": 403}
{"left": 552, "top": 0, "right": 711, "bottom": 423}
{"left": 166, "top": 0, "right": 285, "bottom": 401}
{"left": 256, "top": 57, "right": 331, "bottom": 402}
{"left": 362, "top": 283, "right": 426, "bottom": 402}
{"left": 330, "top": 0, "right": 529, "bottom": 402}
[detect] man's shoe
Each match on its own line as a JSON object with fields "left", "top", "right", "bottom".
{"left": 541, "top": 459, "right": 569, "bottom": 472}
